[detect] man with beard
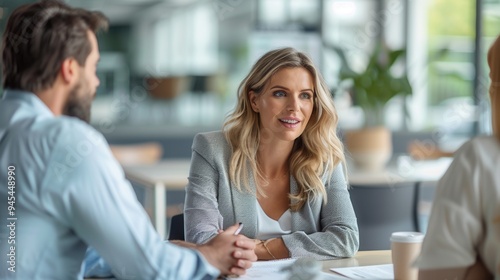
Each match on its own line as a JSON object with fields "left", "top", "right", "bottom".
{"left": 0, "top": 1, "right": 256, "bottom": 280}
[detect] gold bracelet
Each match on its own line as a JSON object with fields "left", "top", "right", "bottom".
{"left": 263, "top": 239, "right": 277, "bottom": 259}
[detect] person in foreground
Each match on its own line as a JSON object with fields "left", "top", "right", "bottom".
{"left": 0, "top": 1, "right": 255, "bottom": 279}
{"left": 184, "top": 47, "right": 359, "bottom": 260}
{"left": 416, "top": 36, "right": 500, "bottom": 279}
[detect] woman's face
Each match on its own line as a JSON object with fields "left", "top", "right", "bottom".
{"left": 249, "top": 67, "right": 315, "bottom": 144}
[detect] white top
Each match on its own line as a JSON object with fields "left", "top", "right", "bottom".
{"left": 417, "top": 136, "right": 500, "bottom": 278}
{"left": 255, "top": 203, "right": 292, "bottom": 240}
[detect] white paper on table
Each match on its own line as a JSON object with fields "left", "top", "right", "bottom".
{"left": 228, "top": 258, "right": 296, "bottom": 280}
{"left": 330, "top": 264, "right": 394, "bottom": 279}
{"left": 225, "top": 258, "right": 350, "bottom": 280}
{"left": 320, "top": 272, "right": 352, "bottom": 279}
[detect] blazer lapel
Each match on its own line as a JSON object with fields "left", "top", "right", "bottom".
{"left": 229, "top": 170, "right": 258, "bottom": 237}
{"left": 289, "top": 176, "right": 319, "bottom": 232}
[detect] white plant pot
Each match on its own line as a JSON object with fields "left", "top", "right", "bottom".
{"left": 344, "top": 126, "right": 392, "bottom": 172}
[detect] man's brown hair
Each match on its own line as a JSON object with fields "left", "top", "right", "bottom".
{"left": 1, "top": 0, "right": 108, "bottom": 92}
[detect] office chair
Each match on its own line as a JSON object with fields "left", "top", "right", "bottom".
{"left": 349, "top": 182, "right": 420, "bottom": 250}
{"left": 168, "top": 213, "right": 185, "bottom": 241}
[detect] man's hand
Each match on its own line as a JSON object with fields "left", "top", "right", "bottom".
{"left": 197, "top": 224, "right": 257, "bottom": 275}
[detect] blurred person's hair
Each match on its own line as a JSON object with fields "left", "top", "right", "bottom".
{"left": 488, "top": 35, "right": 500, "bottom": 142}
{"left": 2, "top": 0, "right": 108, "bottom": 92}
{"left": 223, "top": 47, "right": 346, "bottom": 211}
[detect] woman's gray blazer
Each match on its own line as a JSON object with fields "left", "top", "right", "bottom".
{"left": 184, "top": 131, "right": 359, "bottom": 260}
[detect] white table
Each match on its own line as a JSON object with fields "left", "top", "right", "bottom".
{"left": 124, "top": 158, "right": 453, "bottom": 239}
{"left": 348, "top": 157, "right": 452, "bottom": 185}
{"left": 85, "top": 250, "right": 392, "bottom": 279}
{"left": 323, "top": 250, "right": 392, "bottom": 272}
{"left": 123, "top": 160, "right": 191, "bottom": 239}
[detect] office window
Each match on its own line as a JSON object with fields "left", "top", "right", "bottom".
{"left": 424, "top": 0, "right": 499, "bottom": 149}
{"left": 323, "top": 0, "right": 499, "bottom": 144}
{"left": 135, "top": 3, "right": 218, "bottom": 76}
{"left": 258, "top": 0, "right": 320, "bottom": 29}
{"left": 323, "top": 0, "right": 406, "bottom": 129}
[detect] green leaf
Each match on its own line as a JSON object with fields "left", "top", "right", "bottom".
{"left": 327, "top": 42, "right": 413, "bottom": 127}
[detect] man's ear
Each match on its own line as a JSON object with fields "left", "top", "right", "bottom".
{"left": 60, "top": 58, "right": 79, "bottom": 85}
{"left": 248, "top": 90, "right": 259, "bottom": 112}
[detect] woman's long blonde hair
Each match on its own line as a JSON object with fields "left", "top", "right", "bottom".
{"left": 223, "top": 47, "right": 346, "bottom": 211}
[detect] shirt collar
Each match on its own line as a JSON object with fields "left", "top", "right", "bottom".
{"left": 3, "top": 89, "right": 55, "bottom": 118}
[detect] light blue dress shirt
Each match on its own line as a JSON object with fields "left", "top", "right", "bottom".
{"left": 0, "top": 90, "right": 219, "bottom": 280}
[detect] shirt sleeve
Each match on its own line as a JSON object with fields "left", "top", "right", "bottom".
{"left": 43, "top": 124, "right": 219, "bottom": 280}
{"left": 82, "top": 246, "right": 112, "bottom": 278}
{"left": 282, "top": 163, "right": 359, "bottom": 260}
{"left": 417, "top": 141, "right": 482, "bottom": 269}
{"left": 184, "top": 147, "right": 223, "bottom": 244}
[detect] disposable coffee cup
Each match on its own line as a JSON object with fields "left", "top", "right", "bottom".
{"left": 390, "top": 232, "right": 424, "bottom": 280}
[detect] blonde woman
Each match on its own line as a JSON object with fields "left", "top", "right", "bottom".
{"left": 184, "top": 47, "right": 359, "bottom": 260}
{"left": 417, "top": 36, "right": 500, "bottom": 279}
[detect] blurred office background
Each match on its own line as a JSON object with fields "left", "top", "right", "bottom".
{"left": 1, "top": 0, "right": 499, "bottom": 154}
{"left": 1, "top": 0, "right": 499, "bottom": 246}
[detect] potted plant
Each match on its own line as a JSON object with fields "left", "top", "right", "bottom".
{"left": 331, "top": 42, "right": 413, "bottom": 171}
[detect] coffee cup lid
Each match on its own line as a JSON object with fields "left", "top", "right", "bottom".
{"left": 390, "top": 232, "right": 424, "bottom": 243}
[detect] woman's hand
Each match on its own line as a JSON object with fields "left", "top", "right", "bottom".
{"left": 197, "top": 224, "right": 257, "bottom": 276}
{"left": 252, "top": 238, "right": 290, "bottom": 260}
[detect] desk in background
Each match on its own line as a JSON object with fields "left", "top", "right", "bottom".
{"left": 124, "top": 158, "right": 452, "bottom": 239}
{"left": 123, "top": 160, "right": 191, "bottom": 239}
{"left": 348, "top": 157, "right": 452, "bottom": 185}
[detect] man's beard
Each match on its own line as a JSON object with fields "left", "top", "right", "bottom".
{"left": 63, "top": 80, "right": 94, "bottom": 123}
